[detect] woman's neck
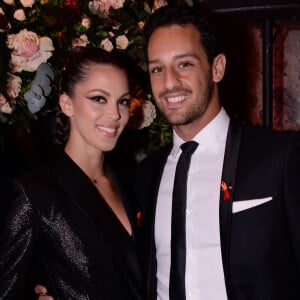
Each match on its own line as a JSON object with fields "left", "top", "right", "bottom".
{"left": 64, "top": 142, "right": 105, "bottom": 182}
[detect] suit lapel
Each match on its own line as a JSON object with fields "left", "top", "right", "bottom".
{"left": 140, "top": 144, "right": 172, "bottom": 297}
{"left": 48, "top": 148, "right": 144, "bottom": 298}
{"left": 219, "top": 120, "right": 242, "bottom": 295}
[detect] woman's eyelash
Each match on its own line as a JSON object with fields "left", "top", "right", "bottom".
{"left": 119, "top": 99, "right": 131, "bottom": 106}
{"left": 87, "top": 96, "right": 105, "bottom": 103}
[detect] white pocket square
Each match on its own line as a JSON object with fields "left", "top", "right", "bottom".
{"left": 232, "top": 197, "right": 273, "bottom": 213}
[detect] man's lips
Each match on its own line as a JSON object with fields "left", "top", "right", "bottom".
{"left": 164, "top": 94, "right": 189, "bottom": 103}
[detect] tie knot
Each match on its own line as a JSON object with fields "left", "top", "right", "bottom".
{"left": 180, "top": 141, "right": 198, "bottom": 155}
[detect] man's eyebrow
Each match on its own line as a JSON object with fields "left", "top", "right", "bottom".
{"left": 148, "top": 53, "right": 200, "bottom": 65}
{"left": 175, "top": 53, "right": 200, "bottom": 60}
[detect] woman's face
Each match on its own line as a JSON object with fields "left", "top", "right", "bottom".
{"left": 61, "top": 64, "right": 130, "bottom": 153}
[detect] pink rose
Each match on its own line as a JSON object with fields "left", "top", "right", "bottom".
{"left": 88, "top": 0, "right": 110, "bottom": 17}
{"left": 116, "top": 35, "right": 129, "bottom": 50}
{"left": 88, "top": 0, "right": 124, "bottom": 17}
{"left": 14, "top": 9, "right": 26, "bottom": 21}
{"left": 3, "top": 0, "right": 14, "bottom": 5}
{"left": 100, "top": 38, "right": 113, "bottom": 52}
{"left": 7, "top": 29, "right": 54, "bottom": 72}
{"left": 138, "top": 21, "right": 145, "bottom": 30}
{"left": 81, "top": 17, "right": 91, "bottom": 29}
{"left": 20, "top": 0, "right": 35, "bottom": 7}
{"left": 8, "top": 29, "right": 39, "bottom": 58}
{"left": 0, "top": 94, "right": 13, "bottom": 114}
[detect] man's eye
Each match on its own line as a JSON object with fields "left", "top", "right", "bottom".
{"left": 119, "top": 98, "right": 131, "bottom": 107}
{"left": 179, "top": 62, "right": 193, "bottom": 68}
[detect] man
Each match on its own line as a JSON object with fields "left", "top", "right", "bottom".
{"left": 134, "top": 4, "right": 300, "bottom": 300}
{"left": 36, "top": 4, "right": 300, "bottom": 300}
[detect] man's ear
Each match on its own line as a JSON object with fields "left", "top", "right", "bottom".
{"left": 59, "top": 93, "right": 74, "bottom": 117}
{"left": 212, "top": 53, "right": 226, "bottom": 83}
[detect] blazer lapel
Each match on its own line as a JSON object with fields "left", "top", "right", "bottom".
{"left": 48, "top": 148, "right": 144, "bottom": 298}
{"left": 138, "top": 144, "right": 172, "bottom": 297}
{"left": 219, "top": 120, "right": 242, "bottom": 296}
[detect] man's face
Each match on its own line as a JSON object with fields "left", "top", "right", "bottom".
{"left": 147, "top": 24, "right": 221, "bottom": 135}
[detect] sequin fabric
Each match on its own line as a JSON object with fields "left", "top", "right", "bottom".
{"left": 0, "top": 149, "right": 145, "bottom": 299}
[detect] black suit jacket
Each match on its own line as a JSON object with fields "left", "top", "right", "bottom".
{"left": 0, "top": 148, "right": 145, "bottom": 299}
{"left": 135, "top": 120, "right": 300, "bottom": 300}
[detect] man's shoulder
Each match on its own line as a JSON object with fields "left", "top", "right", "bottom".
{"left": 240, "top": 122, "right": 299, "bottom": 139}
{"left": 232, "top": 120, "right": 300, "bottom": 154}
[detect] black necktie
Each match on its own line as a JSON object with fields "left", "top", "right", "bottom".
{"left": 169, "top": 141, "right": 198, "bottom": 300}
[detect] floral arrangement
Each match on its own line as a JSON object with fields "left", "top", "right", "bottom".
{"left": 0, "top": 0, "right": 204, "bottom": 154}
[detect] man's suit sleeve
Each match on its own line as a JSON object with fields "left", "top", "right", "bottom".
{"left": 285, "top": 132, "right": 300, "bottom": 269}
{"left": 0, "top": 179, "right": 38, "bottom": 298}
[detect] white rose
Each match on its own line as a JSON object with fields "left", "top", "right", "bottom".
{"left": 0, "top": 102, "right": 13, "bottom": 114}
{"left": 20, "top": 0, "right": 35, "bottom": 7}
{"left": 0, "top": 94, "right": 6, "bottom": 105}
{"left": 7, "top": 73, "right": 22, "bottom": 98}
{"left": 14, "top": 9, "right": 26, "bottom": 21}
{"left": 140, "top": 100, "right": 156, "bottom": 128}
{"left": 88, "top": 0, "right": 100, "bottom": 15}
{"left": 71, "top": 34, "right": 89, "bottom": 48}
{"left": 152, "top": 0, "right": 168, "bottom": 12}
{"left": 101, "top": 38, "right": 113, "bottom": 52}
{"left": 111, "top": 0, "right": 125, "bottom": 9}
{"left": 116, "top": 35, "right": 128, "bottom": 50}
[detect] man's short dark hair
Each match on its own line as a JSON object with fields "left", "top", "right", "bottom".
{"left": 143, "top": 4, "right": 223, "bottom": 64}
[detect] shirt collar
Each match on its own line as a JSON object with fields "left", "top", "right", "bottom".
{"left": 171, "top": 107, "right": 230, "bottom": 159}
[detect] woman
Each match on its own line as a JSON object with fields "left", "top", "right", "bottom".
{"left": 0, "top": 47, "right": 145, "bottom": 299}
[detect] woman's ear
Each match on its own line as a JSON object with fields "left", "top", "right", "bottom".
{"left": 212, "top": 53, "right": 226, "bottom": 83}
{"left": 59, "top": 93, "right": 74, "bottom": 117}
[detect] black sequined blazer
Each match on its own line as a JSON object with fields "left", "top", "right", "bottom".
{"left": 0, "top": 148, "right": 145, "bottom": 300}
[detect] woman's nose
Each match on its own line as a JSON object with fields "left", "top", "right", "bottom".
{"left": 107, "top": 103, "right": 121, "bottom": 120}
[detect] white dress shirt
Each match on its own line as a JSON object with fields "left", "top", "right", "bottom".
{"left": 155, "top": 108, "right": 230, "bottom": 300}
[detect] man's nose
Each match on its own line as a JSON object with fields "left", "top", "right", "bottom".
{"left": 163, "top": 67, "right": 181, "bottom": 90}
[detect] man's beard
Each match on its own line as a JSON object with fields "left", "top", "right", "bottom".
{"left": 162, "top": 75, "right": 214, "bottom": 126}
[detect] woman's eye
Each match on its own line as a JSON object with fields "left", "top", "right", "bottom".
{"left": 88, "top": 96, "right": 106, "bottom": 103}
{"left": 118, "top": 98, "right": 131, "bottom": 107}
{"left": 150, "top": 66, "right": 162, "bottom": 74}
